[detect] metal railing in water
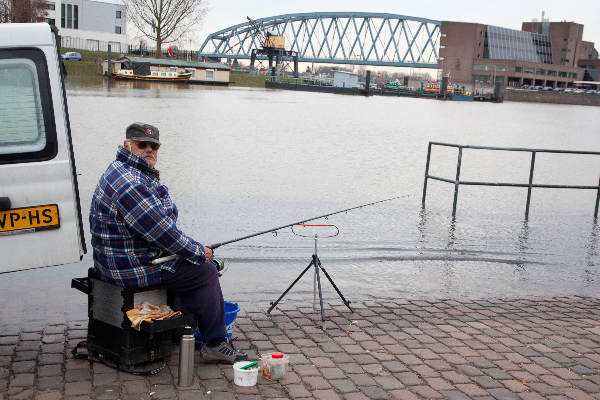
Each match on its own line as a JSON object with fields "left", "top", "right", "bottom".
{"left": 421, "top": 142, "right": 600, "bottom": 219}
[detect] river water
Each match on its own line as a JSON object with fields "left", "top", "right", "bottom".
{"left": 3, "top": 79, "right": 600, "bottom": 327}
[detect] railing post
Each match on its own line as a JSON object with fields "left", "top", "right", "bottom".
{"left": 525, "top": 151, "right": 536, "bottom": 220}
{"left": 422, "top": 142, "right": 432, "bottom": 207}
{"left": 452, "top": 147, "right": 463, "bottom": 217}
{"left": 595, "top": 176, "right": 600, "bottom": 220}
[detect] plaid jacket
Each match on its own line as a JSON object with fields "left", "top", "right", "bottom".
{"left": 89, "top": 147, "right": 206, "bottom": 288}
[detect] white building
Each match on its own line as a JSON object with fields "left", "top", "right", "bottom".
{"left": 45, "top": 0, "right": 128, "bottom": 52}
{"left": 333, "top": 71, "right": 359, "bottom": 88}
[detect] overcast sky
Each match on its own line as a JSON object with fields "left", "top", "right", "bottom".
{"left": 191, "top": 0, "right": 600, "bottom": 50}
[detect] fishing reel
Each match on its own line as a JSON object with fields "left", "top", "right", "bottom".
{"left": 211, "top": 258, "right": 226, "bottom": 276}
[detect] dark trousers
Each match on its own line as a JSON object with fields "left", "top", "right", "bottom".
{"left": 161, "top": 260, "right": 226, "bottom": 343}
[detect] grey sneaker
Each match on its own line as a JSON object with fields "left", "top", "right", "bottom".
{"left": 200, "top": 340, "right": 248, "bottom": 364}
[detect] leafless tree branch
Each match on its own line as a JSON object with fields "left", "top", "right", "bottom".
{"left": 124, "top": 0, "right": 206, "bottom": 57}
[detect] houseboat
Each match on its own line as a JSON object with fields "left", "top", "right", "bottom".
{"left": 102, "top": 56, "right": 231, "bottom": 85}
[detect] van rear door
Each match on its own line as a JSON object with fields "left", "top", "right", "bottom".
{"left": 0, "top": 23, "right": 85, "bottom": 273}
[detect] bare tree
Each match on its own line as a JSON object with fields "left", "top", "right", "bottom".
{"left": 125, "top": 0, "right": 206, "bottom": 58}
{"left": 3, "top": 0, "right": 46, "bottom": 23}
{"left": 0, "top": 0, "right": 10, "bottom": 23}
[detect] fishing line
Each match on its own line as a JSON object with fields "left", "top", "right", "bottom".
{"left": 1, "top": 195, "right": 406, "bottom": 274}
{"left": 152, "top": 195, "right": 405, "bottom": 264}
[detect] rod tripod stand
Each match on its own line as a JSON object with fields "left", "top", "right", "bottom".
{"left": 267, "top": 224, "right": 352, "bottom": 321}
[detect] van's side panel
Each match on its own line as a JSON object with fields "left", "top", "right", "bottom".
{"left": 0, "top": 24, "right": 85, "bottom": 273}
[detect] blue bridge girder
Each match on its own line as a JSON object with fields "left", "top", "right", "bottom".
{"left": 198, "top": 12, "right": 441, "bottom": 68}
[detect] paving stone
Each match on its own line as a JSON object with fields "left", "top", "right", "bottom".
{"left": 360, "top": 386, "right": 388, "bottom": 399}
{"left": 410, "top": 385, "right": 443, "bottom": 399}
{"left": 486, "top": 387, "right": 520, "bottom": 399}
{"left": 40, "top": 344, "right": 64, "bottom": 354}
{"left": 34, "top": 390, "right": 63, "bottom": 400}
{"left": 12, "top": 361, "right": 36, "bottom": 374}
{"left": 471, "top": 375, "right": 503, "bottom": 389}
{"left": 294, "top": 364, "right": 320, "bottom": 376}
{"left": 343, "top": 392, "right": 370, "bottom": 400}
{"left": 393, "top": 372, "right": 422, "bottom": 386}
{"left": 389, "top": 389, "right": 419, "bottom": 400}
{"left": 37, "top": 376, "right": 63, "bottom": 390}
{"left": 303, "top": 376, "right": 331, "bottom": 390}
{"left": 413, "top": 365, "right": 440, "bottom": 379}
{"left": 286, "top": 384, "right": 311, "bottom": 398}
{"left": 13, "top": 351, "right": 37, "bottom": 362}
{"left": 373, "top": 375, "right": 404, "bottom": 390}
{"left": 438, "top": 389, "right": 471, "bottom": 400}
{"left": 8, "top": 388, "right": 35, "bottom": 400}
{"left": 330, "top": 379, "right": 358, "bottom": 393}
{"left": 121, "top": 380, "right": 148, "bottom": 394}
{"left": 93, "top": 385, "right": 120, "bottom": 399}
{"left": 9, "top": 374, "right": 34, "bottom": 387}
{"left": 313, "top": 389, "right": 341, "bottom": 400}
{"left": 425, "top": 377, "right": 454, "bottom": 391}
{"left": 148, "top": 384, "right": 177, "bottom": 399}
{"left": 526, "top": 382, "right": 561, "bottom": 396}
{"left": 320, "top": 368, "right": 345, "bottom": 380}
{"left": 64, "top": 381, "right": 92, "bottom": 396}
{"left": 348, "top": 374, "right": 377, "bottom": 387}
{"left": 337, "top": 363, "right": 364, "bottom": 374}
{"left": 38, "top": 354, "right": 63, "bottom": 365}
{"left": 455, "top": 383, "right": 489, "bottom": 397}
{"left": 381, "top": 361, "right": 407, "bottom": 373}
{"left": 571, "top": 379, "right": 599, "bottom": 392}
{"left": 457, "top": 365, "right": 484, "bottom": 377}
{"left": 560, "top": 388, "right": 597, "bottom": 400}
{"left": 500, "top": 379, "right": 528, "bottom": 393}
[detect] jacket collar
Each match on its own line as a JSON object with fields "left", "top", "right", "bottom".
{"left": 116, "top": 146, "right": 152, "bottom": 174}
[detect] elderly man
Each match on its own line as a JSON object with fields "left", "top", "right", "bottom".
{"left": 89, "top": 122, "right": 246, "bottom": 364}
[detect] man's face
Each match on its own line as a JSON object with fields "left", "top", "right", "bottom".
{"left": 125, "top": 140, "right": 160, "bottom": 168}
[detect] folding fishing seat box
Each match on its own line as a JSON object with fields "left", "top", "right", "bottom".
{"left": 71, "top": 268, "right": 194, "bottom": 373}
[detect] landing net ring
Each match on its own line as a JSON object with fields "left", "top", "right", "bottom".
{"left": 291, "top": 223, "right": 339, "bottom": 238}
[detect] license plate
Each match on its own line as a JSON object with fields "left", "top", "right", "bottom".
{"left": 0, "top": 204, "right": 60, "bottom": 235}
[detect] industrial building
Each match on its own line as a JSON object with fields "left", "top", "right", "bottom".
{"left": 439, "top": 18, "right": 599, "bottom": 88}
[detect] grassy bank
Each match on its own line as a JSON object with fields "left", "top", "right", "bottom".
{"left": 61, "top": 48, "right": 113, "bottom": 82}
{"left": 229, "top": 72, "right": 267, "bottom": 87}
{"left": 60, "top": 48, "right": 267, "bottom": 88}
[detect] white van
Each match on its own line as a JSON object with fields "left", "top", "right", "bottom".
{"left": 0, "top": 23, "right": 86, "bottom": 273}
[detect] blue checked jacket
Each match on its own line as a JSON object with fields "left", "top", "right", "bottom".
{"left": 89, "top": 147, "right": 206, "bottom": 288}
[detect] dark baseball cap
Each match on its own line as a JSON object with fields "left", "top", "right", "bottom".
{"left": 126, "top": 122, "right": 160, "bottom": 144}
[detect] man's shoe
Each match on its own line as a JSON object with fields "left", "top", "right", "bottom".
{"left": 200, "top": 340, "right": 248, "bottom": 364}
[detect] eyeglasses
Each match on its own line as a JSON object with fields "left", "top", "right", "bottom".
{"left": 134, "top": 141, "right": 160, "bottom": 151}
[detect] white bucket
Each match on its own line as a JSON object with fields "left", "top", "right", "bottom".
{"left": 233, "top": 361, "right": 259, "bottom": 387}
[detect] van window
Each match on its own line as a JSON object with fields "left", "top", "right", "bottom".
{"left": 0, "top": 49, "right": 57, "bottom": 164}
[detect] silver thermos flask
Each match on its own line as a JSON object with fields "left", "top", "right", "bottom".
{"left": 178, "top": 325, "right": 194, "bottom": 386}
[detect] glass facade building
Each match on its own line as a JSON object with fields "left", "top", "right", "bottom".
{"left": 485, "top": 26, "right": 552, "bottom": 64}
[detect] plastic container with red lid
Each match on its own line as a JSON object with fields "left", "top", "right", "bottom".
{"left": 260, "top": 352, "right": 289, "bottom": 380}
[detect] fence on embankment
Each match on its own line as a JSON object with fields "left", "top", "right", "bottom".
{"left": 422, "top": 142, "right": 600, "bottom": 219}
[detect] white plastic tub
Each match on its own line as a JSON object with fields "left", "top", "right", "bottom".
{"left": 233, "top": 361, "right": 259, "bottom": 386}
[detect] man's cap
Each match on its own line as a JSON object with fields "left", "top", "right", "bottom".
{"left": 126, "top": 122, "right": 160, "bottom": 144}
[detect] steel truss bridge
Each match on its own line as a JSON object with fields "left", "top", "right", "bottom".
{"left": 198, "top": 12, "right": 441, "bottom": 68}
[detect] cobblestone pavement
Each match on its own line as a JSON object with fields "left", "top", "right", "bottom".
{"left": 1, "top": 297, "right": 599, "bottom": 399}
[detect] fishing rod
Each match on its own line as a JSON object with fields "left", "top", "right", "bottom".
{"left": 151, "top": 195, "right": 404, "bottom": 265}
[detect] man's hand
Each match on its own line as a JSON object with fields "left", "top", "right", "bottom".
{"left": 205, "top": 247, "right": 213, "bottom": 261}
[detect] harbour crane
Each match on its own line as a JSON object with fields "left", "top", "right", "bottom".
{"left": 247, "top": 16, "right": 298, "bottom": 78}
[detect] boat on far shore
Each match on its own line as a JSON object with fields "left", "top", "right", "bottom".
{"left": 112, "top": 68, "right": 192, "bottom": 82}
